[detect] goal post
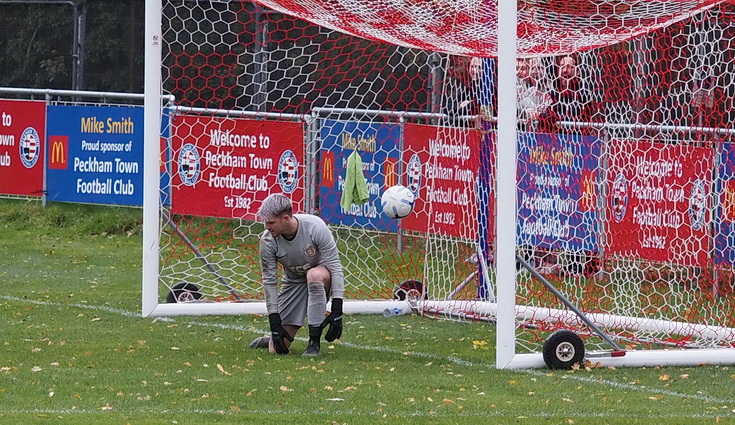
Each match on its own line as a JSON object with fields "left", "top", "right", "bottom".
{"left": 494, "top": 0, "right": 518, "bottom": 369}
{"left": 142, "top": 0, "right": 163, "bottom": 317}
{"left": 142, "top": 0, "right": 735, "bottom": 368}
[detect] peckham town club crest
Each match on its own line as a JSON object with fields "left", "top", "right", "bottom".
{"left": 19, "top": 127, "right": 40, "bottom": 168}
{"left": 178, "top": 143, "right": 201, "bottom": 186}
{"left": 611, "top": 172, "right": 628, "bottom": 223}
{"left": 278, "top": 150, "right": 299, "bottom": 193}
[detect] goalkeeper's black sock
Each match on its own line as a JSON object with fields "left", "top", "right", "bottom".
{"left": 309, "top": 325, "right": 323, "bottom": 342}
{"left": 303, "top": 325, "right": 322, "bottom": 357}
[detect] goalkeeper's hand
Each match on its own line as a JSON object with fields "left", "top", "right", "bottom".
{"left": 320, "top": 298, "right": 343, "bottom": 342}
{"left": 268, "top": 313, "right": 293, "bottom": 354}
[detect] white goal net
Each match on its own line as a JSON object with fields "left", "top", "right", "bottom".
{"left": 143, "top": 0, "right": 735, "bottom": 368}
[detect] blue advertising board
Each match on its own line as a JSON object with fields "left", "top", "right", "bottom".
{"left": 319, "top": 120, "right": 401, "bottom": 231}
{"left": 46, "top": 105, "right": 144, "bottom": 206}
{"left": 516, "top": 132, "right": 601, "bottom": 252}
{"left": 714, "top": 142, "right": 735, "bottom": 266}
{"left": 160, "top": 108, "right": 171, "bottom": 207}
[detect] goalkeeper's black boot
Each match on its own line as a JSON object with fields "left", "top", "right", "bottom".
{"left": 302, "top": 325, "right": 322, "bottom": 357}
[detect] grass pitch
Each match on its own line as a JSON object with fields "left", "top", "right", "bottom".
{"left": 1, "top": 199, "right": 735, "bottom": 424}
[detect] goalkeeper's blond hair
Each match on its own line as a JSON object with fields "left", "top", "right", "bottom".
{"left": 258, "top": 193, "right": 293, "bottom": 220}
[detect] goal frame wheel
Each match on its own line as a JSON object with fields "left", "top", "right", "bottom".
{"left": 393, "top": 279, "right": 427, "bottom": 301}
{"left": 542, "top": 330, "right": 585, "bottom": 369}
{"left": 166, "top": 282, "right": 203, "bottom": 304}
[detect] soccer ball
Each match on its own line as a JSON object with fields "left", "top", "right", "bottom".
{"left": 381, "top": 185, "right": 415, "bottom": 219}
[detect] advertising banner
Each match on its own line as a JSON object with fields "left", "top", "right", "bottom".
{"left": 516, "top": 133, "right": 601, "bottom": 252}
{"left": 0, "top": 99, "right": 46, "bottom": 197}
{"left": 606, "top": 140, "right": 713, "bottom": 266}
{"left": 170, "top": 115, "right": 304, "bottom": 219}
{"left": 319, "top": 120, "right": 401, "bottom": 231}
{"left": 401, "top": 124, "right": 481, "bottom": 239}
{"left": 160, "top": 109, "right": 171, "bottom": 207}
{"left": 46, "top": 105, "right": 143, "bottom": 205}
{"left": 714, "top": 142, "right": 735, "bottom": 265}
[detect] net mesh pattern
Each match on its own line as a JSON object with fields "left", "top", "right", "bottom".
{"left": 253, "top": 0, "right": 725, "bottom": 56}
{"left": 159, "top": 0, "right": 735, "bottom": 354}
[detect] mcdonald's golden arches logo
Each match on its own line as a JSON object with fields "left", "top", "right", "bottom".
{"left": 49, "top": 136, "right": 68, "bottom": 169}
{"left": 580, "top": 171, "right": 596, "bottom": 212}
{"left": 384, "top": 158, "right": 398, "bottom": 189}
{"left": 322, "top": 152, "right": 335, "bottom": 186}
{"left": 160, "top": 137, "right": 167, "bottom": 173}
{"left": 724, "top": 181, "right": 735, "bottom": 222}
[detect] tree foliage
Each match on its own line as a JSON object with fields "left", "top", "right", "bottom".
{"left": 0, "top": 3, "right": 74, "bottom": 89}
{"left": 0, "top": 0, "right": 144, "bottom": 93}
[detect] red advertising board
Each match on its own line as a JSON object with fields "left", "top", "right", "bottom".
{"left": 606, "top": 140, "right": 714, "bottom": 266}
{"left": 171, "top": 115, "right": 304, "bottom": 219}
{"left": 401, "top": 124, "right": 482, "bottom": 238}
{"left": 0, "top": 100, "right": 46, "bottom": 196}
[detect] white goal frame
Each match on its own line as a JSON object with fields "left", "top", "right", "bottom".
{"left": 142, "top": 0, "right": 735, "bottom": 368}
{"left": 141, "top": 0, "right": 423, "bottom": 319}
{"left": 493, "top": 0, "right": 735, "bottom": 369}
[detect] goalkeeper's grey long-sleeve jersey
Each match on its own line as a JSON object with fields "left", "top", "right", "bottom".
{"left": 259, "top": 214, "right": 345, "bottom": 314}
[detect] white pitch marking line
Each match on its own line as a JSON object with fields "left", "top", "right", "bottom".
{"left": 2, "top": 295, "right": 735, "bottom": 407}
{"left": 2, "top": 407, "right": 734, "bottom": 419}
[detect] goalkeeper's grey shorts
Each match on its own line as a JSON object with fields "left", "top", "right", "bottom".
{"left": 279, "top": 282, "right": 308, "bottom": 327}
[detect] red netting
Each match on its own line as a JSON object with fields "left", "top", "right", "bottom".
{"left": 252, "top": 0, "right": 728, "bottom": 56}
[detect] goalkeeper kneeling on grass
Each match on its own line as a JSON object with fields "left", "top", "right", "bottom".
{"left": 249, "top": 193, "right": 344, "bottom": 357}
